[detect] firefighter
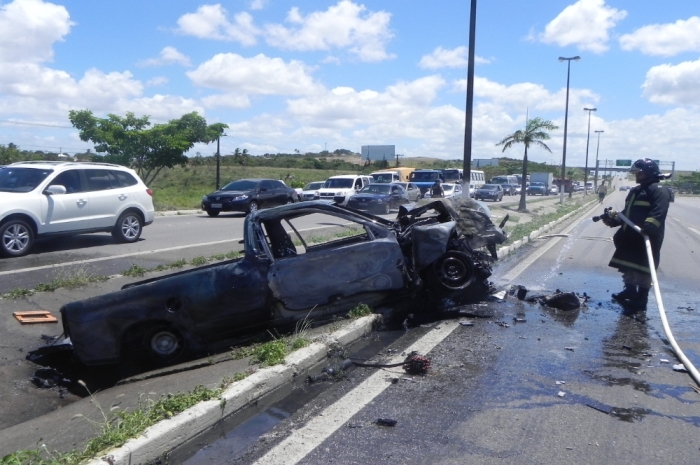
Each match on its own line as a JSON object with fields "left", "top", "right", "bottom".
{"left": 601, "top": 159, "right": 670, "bottom": 311}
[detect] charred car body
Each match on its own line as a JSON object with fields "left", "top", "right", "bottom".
{"left": 45, "top": 199, "right": 507, "bottom": 367}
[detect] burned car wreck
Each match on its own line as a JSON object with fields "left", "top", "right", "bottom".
{"left": 35, "top": 199, "right": 507, "bottom": 367}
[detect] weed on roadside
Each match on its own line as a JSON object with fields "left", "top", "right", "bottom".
{"left": 1, "top": 288, "right": 34, "bottom": 299}
{"left": 121, "top": 264, "right": 148, "bottom": 277}
{"left": 347, "top": 303, "right": 372, "bottom": 319}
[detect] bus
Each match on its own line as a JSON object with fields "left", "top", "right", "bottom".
{"left": 470, "top": 170, "right": 485, "bottom": 188}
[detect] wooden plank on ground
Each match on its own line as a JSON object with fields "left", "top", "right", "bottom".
{"left": 13, "top": 311, "right": 58, "bottom": 324}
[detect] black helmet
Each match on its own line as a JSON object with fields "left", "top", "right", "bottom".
{"left": 629, "top": 158, "right": 661, "bottom": 179}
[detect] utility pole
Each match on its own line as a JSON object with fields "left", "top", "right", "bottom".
{"left": 461, "top": 0, "right": 477, "bottom": 198}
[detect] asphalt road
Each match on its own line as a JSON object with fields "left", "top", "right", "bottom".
{"left": 176, "top": 193, "right": 700, "bottom": 465}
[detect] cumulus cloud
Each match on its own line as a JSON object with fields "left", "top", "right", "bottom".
{"left": 249, "top": 0, "right": 267, "bottom": 10}
{"left": 642, "top": 59, "right": 700, "bottom": 106}
{"left": 176, "top": 5, "right": 260, "bottom": 46}
{"left": 187, "top": 53, "right": 322, "bottom": 96}
{"left": 619, "top": 17, "right": 700, "bottom": 56}
{"left": 201, "top": 93, "right": 251, "bottom": 109}
{"left": 418, "top": 46, "right": 490, "bottom": 69}
{"left": 265, "top": 0, "right": 395, "bottom": 62}
{"left": 0, "top": 0, "right": 74, "bottom": 64}
{"left": 138, "top": 46, "right": 192, "bottom": 67}
{"left": 539, "top": 0, "right": 627, "bottom": 53}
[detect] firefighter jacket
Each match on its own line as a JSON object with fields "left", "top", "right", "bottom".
{"left": 608, "top": 181, "right": 670, "bottom": 275}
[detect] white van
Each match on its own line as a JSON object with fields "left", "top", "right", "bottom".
{"left": 318, "top": 175, "right": 372, "bottom": 206}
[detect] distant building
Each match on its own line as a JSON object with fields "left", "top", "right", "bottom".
{"left": 361, "top": 145, "right": 395, "bottom": 162}
{"left": 473, "top": 158, "right": 499, "bottom": 167}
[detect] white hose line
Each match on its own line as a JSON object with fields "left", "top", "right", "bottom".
{"left": 616, "top": 212, "right": 700, "bottom": 386}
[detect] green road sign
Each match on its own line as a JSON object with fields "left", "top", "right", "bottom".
{"left": 616, "top": 159, "right": 632, "bottom": 166}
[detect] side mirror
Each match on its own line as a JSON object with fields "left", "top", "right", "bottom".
{"left": 43, "top": 185, "right": 66, "bottom": 195}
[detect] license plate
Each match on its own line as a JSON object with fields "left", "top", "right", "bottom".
{"left": 358, "top": 202, "right": 368, "bottom": 207}
{"left": 211, "top": 203, "right": 222, "bottom": 208}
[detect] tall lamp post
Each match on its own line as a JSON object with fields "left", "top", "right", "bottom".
{"left": 594, "top": 130, "right": 604, "bottom": 191}
{"left": 462, "top": 0, "right": 477, "bottom": 198}
{"left": 558, "top": 56, "right": 581, "bottom": 204}
{"left": 583, "top": 107, "right": 597, "bottom": 196}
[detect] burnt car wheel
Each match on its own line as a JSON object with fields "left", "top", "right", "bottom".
{"left": 381, "top": 203, "right": 390, "bottom": 214}
{"left": 427, "top": 251, "right": 476, "bottom": 292}
{"left": 112, "top": 211, "right": 142, "bottom": 243}
{"left": 0, "top": 219, "right": 34, "bottom": 257}
{"left": 144, "top": 325, "right": 185, "bottom": 362}
{"left": 206, "top": 209, "right": 220, "bottom": 217}
{"left": 248, "top": 200, "right": 259, "bottom": 213}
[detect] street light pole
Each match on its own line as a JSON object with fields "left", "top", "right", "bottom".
{"left": 583, "top": 107, "right": 597, "bottom": 196}
{"left": 216, "top": 136, "right": 221, "bottom": 191}
{"left": 462, "top": 0, "right": 477, "bottom": 198}
{"left": 558, "top": 56, "right": 581, "bottom": 204}
{"left": 594, "top": 130, "right": 604, "bottom": 191}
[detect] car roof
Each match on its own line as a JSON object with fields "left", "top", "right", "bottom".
{"left": 7, "top": 161, "right": 128, "bottom": 170}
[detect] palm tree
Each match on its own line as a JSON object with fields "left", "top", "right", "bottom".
{"left": 496, "top": 116, "right": 558, "bottom": 211}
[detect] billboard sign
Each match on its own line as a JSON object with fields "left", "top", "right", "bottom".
{"left": 361, "top": 145, "right": 395, "bottom": 161}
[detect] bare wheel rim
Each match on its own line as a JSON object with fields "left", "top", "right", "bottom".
{"left": 433, "top": 253, "right": 475, "bottom": 290}
{"left": 3, "top": 223, "right": 30, "bottom": 253}
{"left": 149, "top": 330, "right": 181, "bottom": 358}
{"left": 120, "top": 215, "right": 141, "bottom": 239}
{"left": 249, "top": 201, "right": 259, "bottom": 212}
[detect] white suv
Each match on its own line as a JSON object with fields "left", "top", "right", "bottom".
{"left": 317, "top": 175, "right": 372, "bottom": 206}
{"left": 0, "top": 161, "right": 155, "bottom": 257}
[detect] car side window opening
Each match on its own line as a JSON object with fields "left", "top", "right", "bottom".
{"left": 51, "top": 170, "right": 83, "bottom": 193}
{"left": 262, "top": 220, "right": 298, "bottom": 259}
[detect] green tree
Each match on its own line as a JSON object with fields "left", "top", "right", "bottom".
{"left": 68, "top": 110, "right": 227, "bottom": 185}
{"left": 496, "top": 117, "right": 558, "bottom": 211}
{"left": 0, "top": 143, "right": 22, "bottom": 164}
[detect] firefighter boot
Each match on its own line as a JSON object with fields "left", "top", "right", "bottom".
{"left": 628, "top": 287, "right": 650, "bottom": 310}
{"left": 612, "top": 285, "right": 637, "bottom": 302}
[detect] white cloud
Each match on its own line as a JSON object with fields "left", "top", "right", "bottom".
{"left": 265, "top": 0, "right": 395, "bottom": 62}
{"left": 642, "top": 59, "right": 700, "bottom": 106}
{"left": 176, "top": 5, "right": 260, "bottom": 46}
{"left": 539, "top": 0, "right": 627, "bottom": 53}
{"left": 0, "top": 0, "right": 74, "bottom": 64}
{"left": 187, "top": 53, "right": 322, "bottom": 96}
{"left": 418, "top": 46, "right": 490, "bottom": 69}
{"left": 619, "top": 17, "right": 700, "bottom": 56}
{"left": 138, "top": 46, "right": 192, "bottom": 67}
{"left": 146, "top": 76, "right": 169, "bottom": 87}
{"left": 201, "top": 93, "right": 251, "bottom": 109}
{"left": 249, "top": 0, "right": 267, "bottom": 10}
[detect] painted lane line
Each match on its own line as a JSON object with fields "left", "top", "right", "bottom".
{"left": 253, "top": 321, "right": 460, "bottom": 465}
{"left": 689, "top": 227, "right": 700, "bottom": 237}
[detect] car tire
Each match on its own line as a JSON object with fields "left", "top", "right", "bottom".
{"left": 382, "top": 203, "right": 390, "bottom": 215}
{"left": 426, "top": 251, "right": 476, "bottom": 292}
{"left": 0, "top": 219, "right": 34, "bottom": 257}
{"left": 206, "top": 209, "right": 220, "bottom": 217}
{"left": 143, "top": 324, "right": 186, "bottom": 364}
{"left": 112, "top": 211, "right": 143, "bottom": 243}
{"left": 248, "top": 200, "right": 260, "bottom": 214}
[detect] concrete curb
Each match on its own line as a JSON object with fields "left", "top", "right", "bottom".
{"left": 85, "top": 316, "right": 379, "bottom": 465}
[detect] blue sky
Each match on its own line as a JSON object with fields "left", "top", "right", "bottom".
{"left": 1, "top": 0, "right": 699, "bottom": 170}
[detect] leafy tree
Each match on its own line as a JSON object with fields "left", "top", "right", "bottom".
{"left": 496, "top": 117, "right": 558, "bottom": 211}
{"left": 68, "top": 110, "right": 227, "bottom": 185}
{"left": 0, "top": 143, "right": 22, "bottom": 164}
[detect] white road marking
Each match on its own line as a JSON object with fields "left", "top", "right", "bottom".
{"left": 499, "top": 202, "right": 601, "bottom": 283}
{"left": 252, "top": 321, "right": 460, "bottom": 465}
{"left": 689, "top": 227, "right": 700, "bottom": 236}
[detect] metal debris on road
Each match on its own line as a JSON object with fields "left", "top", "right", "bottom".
{"left": 556, "top": 380, "right": 566, "bottom": 385}
{"left": 376, "top": 418, "right": 397, "bottom": 427}
{"left": 558, "top": 391, "right": 566, "bottom": 397}
{"left": 513, "top": 317, "right": 527, "bottom": 323}
{"left": 565, "top": 347, "right": 575, "bottom": 351}
{"left": 673, "top": 364, "right": 688, "bottom": 373}
{"left": 459, "top": 320, "right": 475, "bottom": 326}
{"left": 660, "top": 359, "right": 669, "bottom": 363}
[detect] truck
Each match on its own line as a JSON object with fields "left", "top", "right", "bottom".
{"left": 530, "top": 172, "right": 553, "bottom": 192}
{"left": 370, "top": 167, "right": 416, "bottom": 183}
{"left": 408, "top": 169, "right": 444, "bottom": 194}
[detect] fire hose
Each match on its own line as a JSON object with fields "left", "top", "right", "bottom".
{"left": 614, "top": 211, "right": 700, "bottom": 386}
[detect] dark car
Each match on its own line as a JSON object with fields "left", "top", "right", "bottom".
{"left": 474, "top": 184, "right": 504, "bottom": 202}
{"left": 527, "top": 182, "right": 547, "bottom": 196}
{"left": 346, "top": 183, "right": 409, "bottom": 214}
{"left": 202, "top": 179, "right": 297, "bottom": 216}
{"left": 498, "top": 184, "right": 515, "bottom": 195}
{"left": 41, "top": 199, "right": 507, "bottom": 367}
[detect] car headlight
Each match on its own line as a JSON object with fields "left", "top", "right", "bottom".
{"left": 314, "top": 191, "right": 319, "bottom": 196}
{"left": 375, "top": 199, "right": 383, "bottom": 203}
{"left": 202, "top": 195, "right": 208, "bottom": 201}
{"left": 233, "top": 194, "right": 249, "bottom": 201}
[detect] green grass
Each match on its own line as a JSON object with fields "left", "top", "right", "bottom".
{"left": 503, "top": 199, "right": 589, "bottom": 245}
{"left": 2, "top": 269, "right": 109, "bottom": 298}
{"left": 347, "top": 303, "right": 372, "bottom": 319}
